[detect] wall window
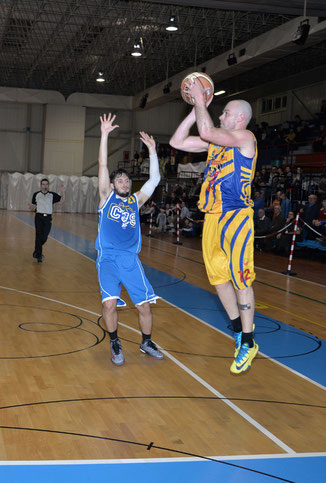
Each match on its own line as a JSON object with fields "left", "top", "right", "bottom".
{"left": 261, "top": 95, "right": 287, "bottom": 113}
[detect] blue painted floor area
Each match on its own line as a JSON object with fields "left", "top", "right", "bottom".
{"left": 1, "top": 456, "right": 325, "bottom": 483}
{"left": 11, "top": 213, "right": 326, "bottom": 482}
{"left": 15, "top": 212, "right": 326, "bottom": 386}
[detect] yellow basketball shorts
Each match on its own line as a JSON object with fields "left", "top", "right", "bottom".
{"left": 202, "top": 208, "right": 256, "bottom": 290}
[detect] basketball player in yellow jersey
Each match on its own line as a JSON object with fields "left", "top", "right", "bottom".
{"left": 170, "top": 82, "right": 258, "bottom": 374}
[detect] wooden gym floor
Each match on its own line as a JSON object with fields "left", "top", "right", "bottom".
{"left": 0, "top": 211, "right": 325, "bottom": 483}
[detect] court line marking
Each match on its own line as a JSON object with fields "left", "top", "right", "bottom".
{"left": 10, "top": 213, "right": 326, "bottom": 382}
{"left": 0, "top": 284, "right": 294, "bottom": 455}
{"left": 258, "top": 300, "right": 326, "bottom": 329}
{"left": 13, "top": 212, "right": 326, "bottom": 289}
{"left": 0, "top": 452, "right": 325, "bottom": 465}
{"left": 164, "top": 298, "right": 326, "bottom": 392}
{"left": 142, "top": 235, "right": 326, "bottom": 288}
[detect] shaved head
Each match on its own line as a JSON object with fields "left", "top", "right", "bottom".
{"left": 228, "top": 100, "right": 252, "bottom": 126}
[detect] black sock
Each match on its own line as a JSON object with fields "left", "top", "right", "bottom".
{"left": 241, "top": 332, "right": 254, "bottom": 348}
{"left": 109, "top": 330, "right": 118, "bottom": 341}
{"left": 230, "top": 316, "right": 242, "bottom": 333}
{"left": 142, "top": 332, "right": 151, "bottom": 343}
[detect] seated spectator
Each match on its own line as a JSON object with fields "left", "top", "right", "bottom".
{"left": 270, "top": 205, "right": 286, "bottom": 234}
{"left": 300, "top": 194, "right": 320, "bottom": 240}
{"left": 165, "top": 203, "right": 175, "bottom": 231}
{"left": 255, "top": 208, "right": 272, "bottom": 251}
{"left": 284, "top": 128, "right": 296, "bottom": 145}
{"left": 275, "top": 211, "right": 300, "bottom": 255}
{"left": 312, "top": 198, "right": 326, "bottom": 241}
{"left": 180, "top": 201, "right": 190, "bottom": 226}
{"left": 180, "top": 218, "right": 195, "bottom": 237}
{"left": 140, "top": 201, "right": 154, "bottom": 224}
{"left": 269, "top": 192, "right": 281, "bottom": 213}
{"left": 253, "top": 191, "right": 265, "bottom": 220}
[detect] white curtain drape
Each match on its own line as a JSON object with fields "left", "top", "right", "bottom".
{"left": 1, "top": 172, "right": 99, "bottom": 212}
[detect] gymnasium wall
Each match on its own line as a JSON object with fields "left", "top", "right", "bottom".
{"left": 0, "top": 79, "right": 325, "bottom": 179}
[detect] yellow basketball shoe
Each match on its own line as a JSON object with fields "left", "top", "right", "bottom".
{"left": 230, "top": 341, "right": 259, "bottom": 374}
{"left": 233, "top": 323, "right": 255, "bottom": 358}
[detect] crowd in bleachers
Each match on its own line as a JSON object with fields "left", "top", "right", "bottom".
{"left": 140, "top": 169, "right": 326, "bottom": 254}
{"left": 138, "top": 111, "right": 326, "bottom": 254}
{"left": 251, "top": 115, "right": 326, "bottom": 153}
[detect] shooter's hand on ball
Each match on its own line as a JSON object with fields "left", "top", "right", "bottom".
{"left": 184, "top": 79, "right": 213, "bottom": 107}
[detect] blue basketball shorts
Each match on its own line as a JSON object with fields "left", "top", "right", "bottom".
{"left": 96, "top": 251, "right": 159, "bottom": 306}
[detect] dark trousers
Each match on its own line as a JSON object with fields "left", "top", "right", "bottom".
{"left": 34, "top": 213, "right": 52, "bottom": 258}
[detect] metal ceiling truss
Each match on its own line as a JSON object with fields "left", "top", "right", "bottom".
{"left": 0, "top": 0, "right": 322, "bottom": 98}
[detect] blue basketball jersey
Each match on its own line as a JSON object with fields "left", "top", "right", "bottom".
{"left": 96, "top": 191, "right": 141, "bottom": 259}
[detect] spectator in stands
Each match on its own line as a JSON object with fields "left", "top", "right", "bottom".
{"left": 260, "top": 167, "right": 269, "bottom": 184}
{"left": 254, "top": 208, "right": 272, "bottom": 251}
{"left": 253, "top": 191, "right": 265, "bottom": 221}
{"left": 313, "top": 124, "right": 326, "bottom": 152}
{"left": 190, "top": 208, "right": 205, "bottom": 237}
{"left": 173, "top": 183, "right": 183, "bottom": 198}
{"left": 188, "top": 178, "right": 202, "bottom": 207}
{"left": 180, "top": 201, "right": 190, "bottom": 226}
{"left": 270, "top": 205, "right": 285, "bottom": 234}
{"left": 280, "top": 191, "right": 291, "bottom": 219}
{"left": 312, "top": 198, "right": 326, "bottom": 241}
{"left": 293, "top": 115, "right": 303, "bottom": 129}
{"left": 275, "top": 211, "right": 298, "bottom": 255}
{"left": 284, "top": 128, "right": 296, "bottom": 145}
{"left": 284, "top": 166, "right": 293, "bottom": 189}
{"left": 317, "top": 175, "right": 326, "bottom": 200}
{"left": 165, "top": 203, "right": 174, "bottom": 231}
{"left": 156, "top": 207, "right": 167, "bottom": 232}
{"left": 180, "top": 218, "right": 195, "bottom": 237}
{"left": 300, "top": 193, "right": 320, "bottom": 240}
{"left": 140, "top": 201, "right": 154, "bottom": 225}
{"left": 270, "top": 191, "right": 281, "bottom": 213}
{"left": 292, "top": 166, "right": 304, "bottom": 199}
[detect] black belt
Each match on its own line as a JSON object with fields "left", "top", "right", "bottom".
{"left": 37, "top": 213, "right": 51, "bottom": 217}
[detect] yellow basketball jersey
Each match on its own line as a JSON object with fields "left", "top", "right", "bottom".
{"left": 198, "top": 134, "right": 257, "bottom": 214}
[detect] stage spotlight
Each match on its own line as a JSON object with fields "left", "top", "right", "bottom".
{"left": 227, "top": 53, "right": 237, "bottom": 66}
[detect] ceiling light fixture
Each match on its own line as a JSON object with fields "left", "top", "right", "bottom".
{"left": 166, "top": 16, "right": 178, "bottom": 32}
{"left": 214, "top": 90, "right": 226, "bottom": 97}
{"left": 96, "top": 72, "right": 105, "bottom": 82}
{"left": 131, "top": 38, "right": 143, "bottom": 57}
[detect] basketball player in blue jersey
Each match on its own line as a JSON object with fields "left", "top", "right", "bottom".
{"left": 96, "top": 113, "right": 163, "bottom": 366}
{"left": 170, "top": 82, "right": 258, "bottom": 374}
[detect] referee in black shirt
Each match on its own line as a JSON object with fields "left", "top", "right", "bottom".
{"left": 29, "top": 178, "right": 65, "bottom": 263}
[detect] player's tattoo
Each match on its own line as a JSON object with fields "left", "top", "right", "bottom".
{"left": 239, "top": 303, "right": 251, "bottom": 310}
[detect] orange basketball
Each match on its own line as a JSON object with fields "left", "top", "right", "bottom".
{"left": 180, "top": 72, "right": 214, "bottom": 105}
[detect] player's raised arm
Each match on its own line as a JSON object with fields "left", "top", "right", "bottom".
{"left": 186, "top": 79, "right": 254, "bottom": 155}
{"left": 136, "top": 132, "right": 161, "bottom": 208}
{"left": 169, "top": 107, "right": 209, "bottom": 153}
{"left": 98, "top": 113, "right": 119, "bottom": 208}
